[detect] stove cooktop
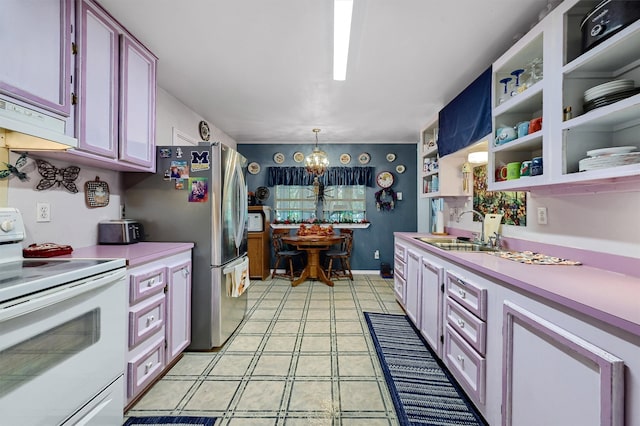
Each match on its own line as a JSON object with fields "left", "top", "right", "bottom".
{"left": 0, "top": 258, "right": 126, "bottom": 303}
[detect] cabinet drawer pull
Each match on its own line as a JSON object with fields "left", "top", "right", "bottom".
{"left": 457, "top": 319, "right": 465, "bottom": 328}
{"left": 144, "top": 361, "right": 154, "bottom": 374}
{"left": 457, "top": 355, "right": 465, "bottom": 368}
{"left": 146, "top": 315, "right": 155, "bottom": 326}
{"left": 458, "top": 289, "right": 466, "bottom": 299}
{"left": 147, "top": 278, "right": 155, "bottom": 287}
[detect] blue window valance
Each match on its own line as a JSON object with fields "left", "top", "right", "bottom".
{"left": 438, "top": 66, "right": 492, "bottom": 157}
{"left": 267, "top": 166, "right": 375, "bottom": 187}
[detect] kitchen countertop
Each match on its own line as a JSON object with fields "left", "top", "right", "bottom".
{"left": 61, "top": 242, "right": 194, "bottom": 267}
{"left": 395, "top": 232, "right": 640, "bottom": 338}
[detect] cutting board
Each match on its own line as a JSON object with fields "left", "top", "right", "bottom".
{"left": 483, "top": 214, "right": 503, "bottom": 243}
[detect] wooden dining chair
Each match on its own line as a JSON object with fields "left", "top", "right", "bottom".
{"left": 271, "top": 229, "right": 304, "bottom": 281}
{"left": 325, "top": 229, "right": 354, "bottom": 280}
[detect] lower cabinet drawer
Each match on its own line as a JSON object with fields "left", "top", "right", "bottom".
{"left": 445, "top": 297, "right": 487, "bottom": 355}
{"left": 129, "top": 293, "right": 166, "bottom": 348}
{"left": 394, "top": 258, "right": 406, "bottom": 279}
{"left": 444, "top": 324, "right": 486, "bottom": 404}
{"left": 394, "top": 274, "right": 406, "bottom": 304}
{"left": 127, "top": 336, "right": 166, "bottom": 398}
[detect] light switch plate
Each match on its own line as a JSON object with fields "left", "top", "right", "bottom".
{"left": 537, "top": 207, "right": 547, "bottom": 225}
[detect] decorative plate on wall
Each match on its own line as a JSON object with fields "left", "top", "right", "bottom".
{"left": 396, "top": 164, "right": 406, "bottom": 174}
{"left": 340, "top": 153, "right": 351, "bottom": 164}
{"left": 386, "top": 153, "right": 396, "bottom": 162}
{"left": 248, "top": 162, "right": 261, "bottom": 174}
{"left": 273, "top": 152, "right": 285, "bottom": 164}
{"left": 358, "top": 152, "right": 371, "bottom": 164}
{"left": 293, "top": 151, "right": 305, "bottom": 163}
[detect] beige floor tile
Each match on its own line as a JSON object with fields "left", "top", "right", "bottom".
{"left": 338, "top": 354, "right": 376, "bottom": 376}
{"left": 303, "top": 320, "right": 331, "bottom": 334}
{"left": 271, "top": 320, "right": 302, "bottom": 334}
{"left": 307, "top": 309, "right": 331, "bottom": 320}
{"left": 295, "top": 355, "right": 332, "bottom": 377}
{"left": 235, "top": 380, "right": 285, "bottom": 410}
{"left": 340, "top": 418, "right": 394, "bottom": 425}
{"left": 129, "top": 379, "right": 194, "bottom": 410}
{"left": 226, "top": 418, "right": 277, "bottom": 426}
{"left": 279, "top": 309, "right": 305, "bottom": 320}
{"left": 208, "top": 354, "right": 254, "bottom": 377}
{"left": 284, "top": 416, "right": 334, "bottom": 425}
{"left": 300, "top": 335, "right": 331, "bottom": 352}
{"left": 166, "top": 354, "right": 213, "bottom": 376}
{"left": 283, "top": 299, "right": 307, "bottom": 308}
{"left": 336, "top": 335, "right": 369, "bottom": 352}
{"left": 339, "top": 381, "right": 386, "bottom": 411}
{"left": 263, "top": 335, "right": 297, "bottom": 352}
{"left": 225, "top": 335, "right": 264, "bottom": 352}
{"left": 238, "top": 321, "right": 270, "bottom": 334}
{"left": 335, "top": 321, "right": 363, "bottom": 334}
{"left": 257, "top": 299, "right": 283, "bottom": 308}
{"left": 308, "top": 299, "right": 331, "bottom": 309}
{"left": 251, "top": 309, "right": 279, "bottom": 319}
{"left": 252, "top": 354, "right": 293, "bottom": 376}
{"left": 288, "top": 380, "right": 334, "bottom": 412}
{"left": 359, "top": 300, "right": 383, "bottom": 310}
{"left": 334, "top": 300, "right": 357, "bottom": 309}
{"left": 184, "top": 380, "right": 241, "bottom": 411}
{"left": 334, "top": 309, "right": 360, "bottom": 320}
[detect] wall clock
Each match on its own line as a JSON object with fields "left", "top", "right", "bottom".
{"left": 376, "top": 171, "right": 394, "bottom": 188}
{"left": 199, "top": 120, "right": 210, "bottom": 141}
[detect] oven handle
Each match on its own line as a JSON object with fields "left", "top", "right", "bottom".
{"left": 0, "top": 268, "right": 126, "bottom": 322}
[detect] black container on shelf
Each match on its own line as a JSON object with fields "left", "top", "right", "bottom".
{"left": 580, "top": 0, "right": 640, "bottom": 53}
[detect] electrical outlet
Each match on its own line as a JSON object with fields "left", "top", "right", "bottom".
{"left": 537, "top": 207, "right": 548, "bottom": 225}
{"left": 374, "top": 250, "right": 380, "bottom": 259}
{"left": 396, "top": 191, "right": 403, "bottom": 200}
{"left": 37, "top": 202, "right": 51, "bottom": 222}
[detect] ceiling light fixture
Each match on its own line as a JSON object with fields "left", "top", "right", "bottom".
{"left": 333, "top": 0, "right": 354, "bottom": 81}
{"left": 305, "top": 128, "right": 329, "bottom": 176}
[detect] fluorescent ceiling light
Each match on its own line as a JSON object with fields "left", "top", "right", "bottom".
{"left": 333, "top": 0, "right": 353, "bottom": 81}
{"left": 467, "top": 151, "right": 488, "bottom": 164}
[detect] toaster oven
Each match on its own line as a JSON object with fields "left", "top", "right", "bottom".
{"left": 98, "top": 220, "right": 144, "bottom": 244}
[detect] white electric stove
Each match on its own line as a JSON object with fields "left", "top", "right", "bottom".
{"left": 0, "top": 207, "right": 127, "bottom": 425}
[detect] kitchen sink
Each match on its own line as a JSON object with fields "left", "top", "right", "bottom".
{"left": 414, "top": 237, "right": 499, "bottom": 252}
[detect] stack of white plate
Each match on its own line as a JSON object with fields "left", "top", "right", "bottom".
{"left": 578, "top": 146, "right": 640, "bottom": 172}
{"left": 584, "top": 80, "right": 635, "bottom": 102}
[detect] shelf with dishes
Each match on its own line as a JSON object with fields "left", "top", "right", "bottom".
{"left": 558, "top": 0, "right": 640, "bottom": 182}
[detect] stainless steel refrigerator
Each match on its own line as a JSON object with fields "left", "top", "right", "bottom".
{"left": 124, "top": 142, "right": 249, "bottom": 350}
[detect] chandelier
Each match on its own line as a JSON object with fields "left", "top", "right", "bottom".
{"left": 305, "top": 128, "right": 329, "bottom": 176}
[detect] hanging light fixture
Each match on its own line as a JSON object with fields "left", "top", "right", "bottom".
{"left": 305, "top": 128, "right": 329, "bottom": 176}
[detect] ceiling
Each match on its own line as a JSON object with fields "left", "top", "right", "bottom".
{"left": 97, "top": 0, "right": 550, "bottom": 144}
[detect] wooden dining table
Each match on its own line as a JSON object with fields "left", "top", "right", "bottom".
{"left": 282, "top": 235, "right": 343, "bottom": 287}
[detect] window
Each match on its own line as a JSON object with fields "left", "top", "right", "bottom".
{"left": 274, "top": 184, "right": 366, "bottom": 223}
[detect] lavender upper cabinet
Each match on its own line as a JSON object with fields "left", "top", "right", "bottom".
{"left": 75, "top": 0, "right": 157, "bottom": 171}
{"left": 0, "top": 0, "right": 73, "bottom": 117}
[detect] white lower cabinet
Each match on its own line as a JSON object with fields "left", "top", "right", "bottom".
{"left": 419, "top": 257, "right": 444, "bottom": 356}
{"left": 394, "top": 235, "right": 638, "bottom": 426}
{"left": 404, "top": 249, "right": 421, "bottom": 325}
{"left": 393, "top": 242, "right": 407, "bottom": 306}
{"left": 125, "top": 250, "right": 192, "bottom": 409}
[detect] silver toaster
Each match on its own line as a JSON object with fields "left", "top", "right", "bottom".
{"left": 98, "top": 220, "right": 144, "bottom": 244}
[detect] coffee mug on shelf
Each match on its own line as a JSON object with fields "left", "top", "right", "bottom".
{"left": 495, "top": 126, "right": 516, "bottom": 145}
{"left": 517, "top": 121, "right": 530, "bottom": 138}
{"left": 507, "top": 162, "right": 522, "bottom": 180}
{"left": 531, "top": 156, "right": 543, "bottom": 176}
{"left": 495, "top": 166, "right": 508, "bottom": 181}
{"left": 520, "top": 160, "right": 532, "bottom": 177}
{"left": 529, "top": 117, "right": 543, "bottom": 134}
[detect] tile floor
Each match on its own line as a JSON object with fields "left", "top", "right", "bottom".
{"left": 125, "top": 274, "right": 404, "bottom": 425}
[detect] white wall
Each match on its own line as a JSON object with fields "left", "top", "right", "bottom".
{"left": 6, "top": 86, "right": 236, "bottom": 248}
{"left": 445, "top": 190, "right": 640, "bottom": 258}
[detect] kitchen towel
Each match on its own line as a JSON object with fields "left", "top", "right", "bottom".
{"left": 225, "top": 257, "right": 251, "bottom": 297}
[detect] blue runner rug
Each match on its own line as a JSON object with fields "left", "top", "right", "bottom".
{"left": 123, "top": 416, "right": 216, "bottom": 425}
{"left": 364, "top": 312, "right": 488, "bottom": 426}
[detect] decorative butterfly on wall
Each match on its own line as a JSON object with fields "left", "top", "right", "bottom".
{"left": 0, "top": 152, "right": 29, "bottom": 181}
{"left": 35, "top": 159, "right": 81, "bottom": 193}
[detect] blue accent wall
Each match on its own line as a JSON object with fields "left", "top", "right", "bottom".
{"left": 238, "top": 143, "right": 417, "bottom": 271}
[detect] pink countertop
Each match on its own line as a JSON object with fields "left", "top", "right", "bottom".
{"left": 61, "top": 242, "right": 194, "bottom": 268}
{"left": 395, "top": 232, "right": 640, "bottom": 338}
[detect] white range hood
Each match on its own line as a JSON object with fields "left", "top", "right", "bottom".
{"left": 0, "top": 98, "right": 77, "bottom": 151}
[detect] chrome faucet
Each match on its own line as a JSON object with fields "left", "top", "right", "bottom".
{"left": 457, "top": 210, "right": 485, "bottom": 245}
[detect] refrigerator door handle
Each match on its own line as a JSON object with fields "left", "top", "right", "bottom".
{"left": 233, "top": 158, "right": 248, "bottom": 250}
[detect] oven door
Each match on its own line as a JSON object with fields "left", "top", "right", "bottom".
{"left": 0, "top": 268, "right": 126, "bottom": 425}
